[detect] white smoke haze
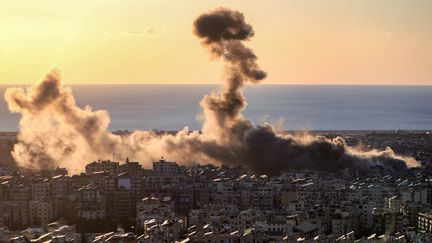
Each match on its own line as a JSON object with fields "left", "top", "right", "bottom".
{"left": 4, "top": 8, "right": 419, "bottom": 175}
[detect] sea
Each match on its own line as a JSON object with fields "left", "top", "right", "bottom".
{"left": 1, "top": 85, "right": 432, "bottom": 131}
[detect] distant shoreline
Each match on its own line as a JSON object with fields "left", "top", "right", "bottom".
{"left": 2, "top": 84, "right": 432, "bottom": 87}
{"left": 1, "top": 130, "right": 431, "bottom": 135}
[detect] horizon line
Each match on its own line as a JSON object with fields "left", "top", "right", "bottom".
{"left": 1, "top": 129, "right": 431, "bottom": 132}
{"left": 1, "top": 83, "right": 432, "bottom": 86}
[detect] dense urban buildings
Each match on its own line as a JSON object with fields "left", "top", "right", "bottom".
{"left": 0, "top": 131, "right": 431, "bottom": 242}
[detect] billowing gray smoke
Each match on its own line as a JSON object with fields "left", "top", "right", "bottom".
{"left": 191, "top": 8, "right": 418, "bottom": 175}
{"left": 4, "top": 8, "right": 419, "bottom": 175}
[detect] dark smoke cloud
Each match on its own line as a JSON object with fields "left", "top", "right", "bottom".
{"left": 194, "top": 8, "right": 254, "bottom": 43}
{"left": 233, "top": 125, "right": 416, "bottom": 175}
{"left": 194, "top": 8, "right": 266, "bottom": 82}
{"left": 4, "top": 8, "right": 419, "bottom": 175}
{"left": 192, "top": 8, "right": 418, "bottom": 175}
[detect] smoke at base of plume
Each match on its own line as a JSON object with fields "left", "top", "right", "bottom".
{"left": 4, "top": 8, "right": 419, "bottom": 175}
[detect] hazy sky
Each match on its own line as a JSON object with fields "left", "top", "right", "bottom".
{"left": 1, "top": 0, "right": 431, "bottom": 85}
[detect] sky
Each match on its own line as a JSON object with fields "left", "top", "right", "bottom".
{"left": 0, "top": 0, "right": 431, "bottom": 85}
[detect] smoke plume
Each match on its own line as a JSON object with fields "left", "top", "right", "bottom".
{"left": 4, "top": 8, "right": 419, "bottom": 175}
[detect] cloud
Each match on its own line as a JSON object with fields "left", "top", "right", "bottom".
{"left": 124, "top": 28, "right": 156, "bottom": 34}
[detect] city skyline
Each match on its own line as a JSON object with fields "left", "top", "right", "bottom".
{"left": 1, "top": 2, "right": 432, "bottom": 241}
{"left": 1, "top": 0, "right": 432, "bottom": 85}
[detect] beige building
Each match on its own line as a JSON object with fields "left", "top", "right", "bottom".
{"left": 29, "top": 200, "right": 53, "bottom": 227}
{"left": 418, "top": 211, "right": 432, "bottom": 232}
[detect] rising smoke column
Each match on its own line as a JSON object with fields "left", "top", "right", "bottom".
{"left": 191, "top": 8, "right": 419, "bottom": 175}
{"left": 194, "top": 8, "right": 266, "bottom": 145}
{"left": 4, "top": 8, "right": 419, "bottom": 175}
{"left": 5, "top": 70, "right": 121, "bottom": 171}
